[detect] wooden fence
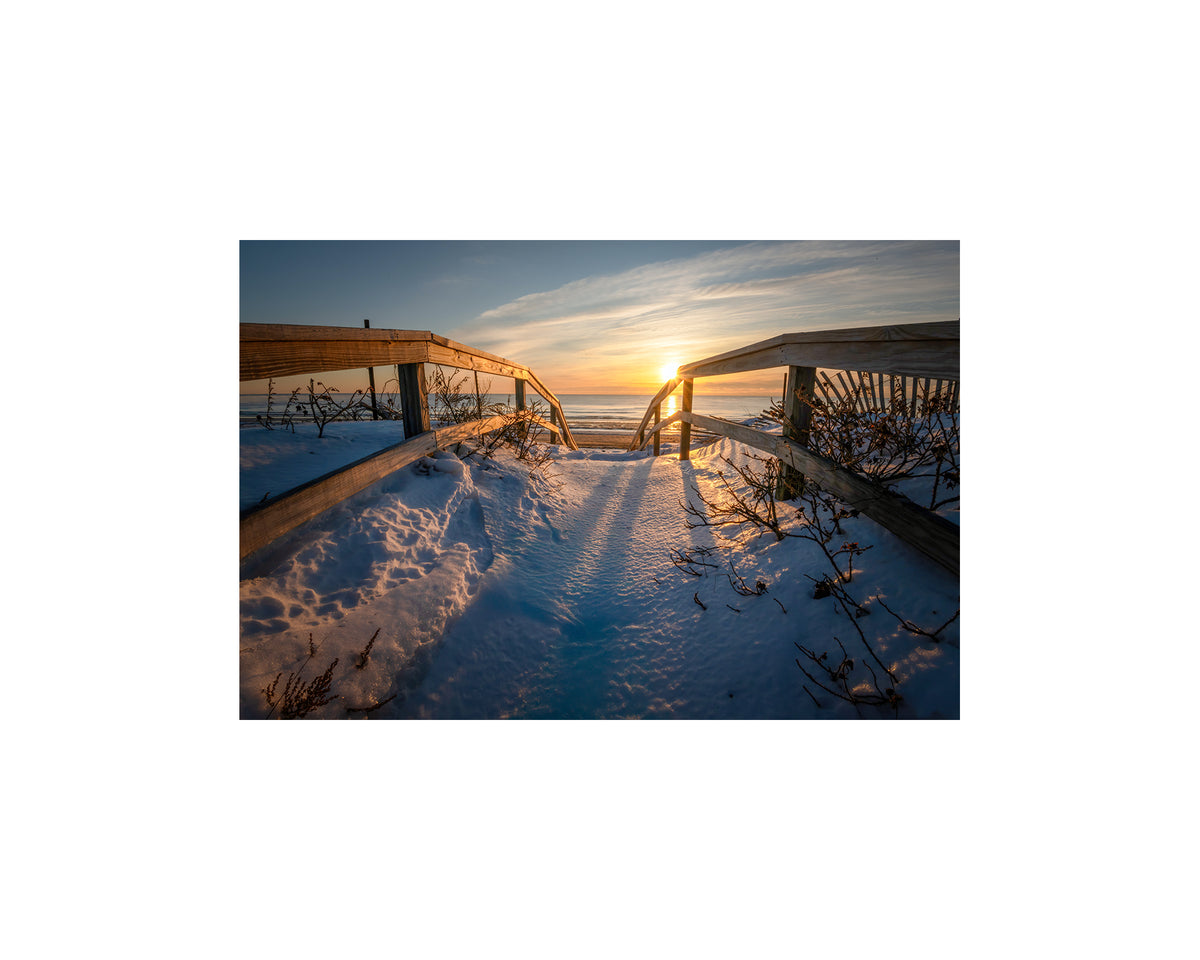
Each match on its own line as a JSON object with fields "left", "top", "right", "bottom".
{"left": 813, "top": 369, "right": 959, "bottom": 415}
{"left": 630, "top": 321, "right": 960, "bottom": 575}
{"left": 240, "top": 323, "right": 577, "bottom": 565}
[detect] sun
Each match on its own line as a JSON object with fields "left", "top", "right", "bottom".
{"left": 659, "top": 360, "right": 679, "bottom": 382}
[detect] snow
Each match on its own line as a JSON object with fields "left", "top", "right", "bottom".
{"left": 240, "top": 420, "right": 959, "bottom": 718}
{"left": 240, "top": 420, "right": 409, "bottom": 510}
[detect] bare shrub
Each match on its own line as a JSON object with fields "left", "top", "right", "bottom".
{"left": 672, "top": 446, "right": 957, "bottom": 718}
{"left": 290, "top": 379, "right": 368, "bottom": 438}
{"left": 682, "top": 453, "right": 789, "bottom": 541}
{"left": 254, "top": 378, "right": 302, "bottom": 434}
{"left": 769, "top": 375, "right": 959, "bottom": 510}
{"left": 427, "top": 365, "right": 503, "bottom": 425}
{"left": 262, "top": 656, "right": 341, "bottom": 719}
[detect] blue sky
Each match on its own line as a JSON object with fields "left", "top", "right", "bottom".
{"left": 241, "top": 240, "right": 959, "bottom": 395}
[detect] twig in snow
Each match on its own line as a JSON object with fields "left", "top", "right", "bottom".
{"left": 726, "top": 604, "right": 741, "bottom": 613}
{"left": 693, "top": 593, "right": 707, "bottom": 611}
{"left": 355, "top": 628, "right": 380, "bottom": 669}
{"left": 801, "top": 685, "right": 822, "bottom": 709}
{"left": 726, "top": 557, "right": 769, "bottom": 597}
{"left": 794, "top": 641, "right": 898, "bottom": 717}
{"left": 345, "top": 692, "right": 399, "bottom": 715}
{"left": 670, "top": 546, "right": 721, "bottom": 577}
{"left": 874, "top": 597, "right": 960, "bottom": 642}
{"left": 774, "top": 597, "right": 788, "bottom": 614}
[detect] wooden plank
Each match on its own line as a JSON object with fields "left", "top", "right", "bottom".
{"left": 833, "top": 371, "right": 854, "bottom": 412}
{"left": 522, "top": 370, "right": 577, "bottom": 450}
{"left": 680, "top": 412, "right": 958, "bottom": 574}
{"left": 240, "top": 323, "right": 434, "bottom": 343}
{"left": 240, "top": 323, "right": 535, "bottom": 383}
{"left": 549, "top": 400, "right": 576, "bottom": 450}
{"left": 240, "top": 431, "right": 436, "bottom": 562}
{"left": 241, "top": 338, "right": 430, "bottom": 382}
{"left": 653, "top": 403, "right": 661, "bottom": 457}
{"left": 575, "top": 430, "right": 642, "bottom": 449}
{"left": 428, "top": 331, "right": 534, "bottom": 373}
{"left": 240, "top": 415, "right": 510, "bottom": 564}
{"left": 815, "top": 373, "right": 835, "bottom": 406}
{"left": 433, "top": 414, "right": 510, "bottom": 449}
{"left": 679, "top": 379, "right": 694, "bottom": 461}
{"left": 629, "top": 412, "right": 723, "bottom": 452}
{"left": 425, "top": 341, "right": 530, "bottom": 381}
{"left": 629, "top": 377, "right": 682, "bottom": 448}
{"left": 521, "top": 414, "right": 562, "bottom": 441}
{"left": 676, "top": 321, "right": 959, "bottom": 381}
{"left": 398, "top": 362, "right": 430, "bottom": 438}
{"left": 637, "top": 410, "right": 681, "bottom": 449}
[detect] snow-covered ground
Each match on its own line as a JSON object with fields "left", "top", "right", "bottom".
{"left": 240, "top": 421, "right": 959, "bottom": 718}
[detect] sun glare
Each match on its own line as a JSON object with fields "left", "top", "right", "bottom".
{"left": 659, "top": 361, "right": 679, "bottom": 382}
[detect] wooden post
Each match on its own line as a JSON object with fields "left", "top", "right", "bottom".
{"left": 364, "top": 319, "right": 379, "bottom": 419}
{"left": 653, "top": 403, "right": 661, "bottom": 456}
{"left": 515, "top": 378, "right": 527, "bottom": 439}
{"left": 474, "top": 370, "right": 483, "bottom": 418}
{"left": 679, "top": 379, "right": 694, "bottom": 460}
{"left": 777, "top": 365, "right": 816, "bottom": 499}
{"left": 398, "top": 362, "right": 430, "bottom": 438}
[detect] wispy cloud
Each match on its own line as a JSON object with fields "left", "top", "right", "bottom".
{"left": 448, "top": 241, "right": 958, "bottom": 393}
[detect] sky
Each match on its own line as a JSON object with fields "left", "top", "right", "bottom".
{"left": 240, "top": 240, "right": 959, "bottom": 396}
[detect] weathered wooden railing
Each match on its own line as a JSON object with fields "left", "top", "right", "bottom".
{"left": 630, "top": 321, "right": 960, "bottom": 574}
{"left": 240, "top": 323, "right": 577, "bottom": 565}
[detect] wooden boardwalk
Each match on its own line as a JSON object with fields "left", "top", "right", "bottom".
{"left": 539, "top": 427, "right": 721, "bottom": 450}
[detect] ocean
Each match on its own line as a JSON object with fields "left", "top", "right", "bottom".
{"left": 240, "top": 392, "right": 779, "bottom": 431}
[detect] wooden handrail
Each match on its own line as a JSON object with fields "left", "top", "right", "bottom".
{"left": 629, "top": 320, "right": 960, "bottom": 574}
{"left": 675, "top": 412, "right": 958, "bottom": 574}
{"left": 241, "top": 324, "right": 527, "bottom": 380}
{"left": 631, "top": 321, "right": 959, "bottom": 450}
{"left": 628, "top": 376, "right": 683, "bottom": 450}
{"left": 240, "top": 322, "right": 576, "bottom": 449}
{"left": 676, "top": 320, "right": 959, "bottom": 381}
{"left": 240, "top": 323, "right": 578, "bottom": 567}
